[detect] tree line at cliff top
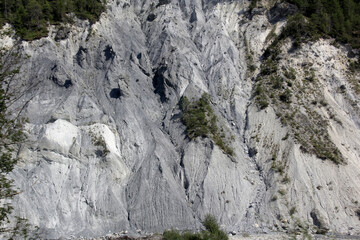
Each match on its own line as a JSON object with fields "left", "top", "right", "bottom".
{"left": 1, "top": 0, "right": 360, "bottom": 48}
{"left": 286, "top": 0, "right": 360, "bottom": 49}
{"left": 0, "top": 0, "right": 105, "bottom": 40}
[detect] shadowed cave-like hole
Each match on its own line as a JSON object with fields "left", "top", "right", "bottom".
{"left": 152, "top": 66, "right": 168, "bottom": 103}
{"left": 110, "top": 88, "right": 122, "bottom": 99}
{"left": 64, "top": 80, "right": 72, "bottom": 88}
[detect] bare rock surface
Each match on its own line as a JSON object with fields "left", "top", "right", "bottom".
{"left": 1, "top": 0, "right": 359, "bottom": 238}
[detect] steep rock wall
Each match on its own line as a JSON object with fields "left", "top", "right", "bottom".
{"left": 1, "top": 0, "right": 359, "bottom": 238}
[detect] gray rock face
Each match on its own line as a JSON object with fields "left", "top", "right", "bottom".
{"left": 2, "top": 0, "right": 360, "bottom": 238}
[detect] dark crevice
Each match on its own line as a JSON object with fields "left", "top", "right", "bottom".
{"left": 110, "top": 88, "right": 122, "bottom": 99}
{"left": 356, "top": 209, "right": 360, "bottom": 221}
{"left": 63, "top": 80, "right": 73, "bottom": 88}
{"left": 147, "top": 13, "right": 156, "bottom": 22}
{"left": 47, "top": 117, "right": 57, "bottom": 124}
{"left": 310, "top": 210, "right": 322, "bottom": 229}
{"left": 51, "top": 75, "right": 73, "bottom": 89}
{"left": 104, "top": 45, "right": 116, "bottom": 61}
{"left": 139, "top": 65, "right": 150, "bottom": 77}
{"left": 248, "top": 147, "right": 258, "bottom": 158}
{"left": 152, "top": 66, "right": 169, "bottom": 103}
{"left": 190, "top": 10, "right": 197, "bottom": 23}
{"left": 75, "top": 46, "right": 88, "bottom": 67}
{"left": 156, "top": 0, "right": 171, "bottom": 8}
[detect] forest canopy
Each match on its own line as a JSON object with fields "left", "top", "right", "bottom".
{"left": 286, "top": 0, "right": 360, "bottom": 49}
{"left": 0, "top": 0, "right": 106, "bottom": 40}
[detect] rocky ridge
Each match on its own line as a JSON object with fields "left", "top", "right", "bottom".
{"left": 0, "top": 0, "right": 359, "bottom": 238}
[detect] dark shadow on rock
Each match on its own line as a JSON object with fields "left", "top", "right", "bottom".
{"left": 152, "top": 66, "right": 169, "bottom": 103}
{"left": 51, "top": 65, "right": 73, "bottom": 88}
{"left": 190, "top": 10, "right": 197, "bottom": 23}
{"left": 63, "top": 80, "right": 73, "bottom": 88}
{"left": 147, "top": 13, "right": 156, "bottom": 22}
{"left": 110, "top": 88, "right": 122, "bottom": 99}
{"left": 104, "top": 45, "right": 115, "bottom": 61}
{"left": 55, "top": 26, "right": 70, "bottom": 41}
{"left": 156, "top": 0, "right": 171, "bottom": 7}
{"left": 75, "top": 46, "right": 88, "bottom": 67}
{"left": 248, "top": 147, "right": 258, "bottom": 157}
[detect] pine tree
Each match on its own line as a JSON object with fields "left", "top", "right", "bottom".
{"left": 0, "top": 47, "right": 35, "bottom": 239}
{"left": 0, "top": 0, "right": 106, "bottom": 40}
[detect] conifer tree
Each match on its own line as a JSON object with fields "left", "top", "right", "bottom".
{"left": 0, "top": 47, "right": 37, "bottom": 239}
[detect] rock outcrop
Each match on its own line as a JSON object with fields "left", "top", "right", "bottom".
{"left": 1, "top": 0, "right": 359, "bottom": 238}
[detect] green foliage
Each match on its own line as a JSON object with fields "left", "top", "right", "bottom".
{"left": 202, "top": 214, "right": 220, "bottom": 234}
{"left": 163, "top": 215, "right": 228, "bottom": 240}
{"left": 257, "top": 96, "right": 269, "bottom": 110}
{"left": 254, "top": 83, "right": 269, "bottom": 110}
{"left": 349, "top": 59, "right": 360, "bottom": 73}
{"left": 0, "top": 49, "right": 38, "bottom": 238}
{"left": 271, "top": 195, "right": 278, "bottom": 201}
{"left": 279, "top": 13, "right": 319, "bottom": 49}
{"left": 311, "top": 139, "right": 342, "bottom": 164}
{"left": 278, "top": 189, "right": 286, "bottom": 196}
{"left": 0, "top": 51, "right": 24, "bottom": 232}
{"left": 260, "top": 59, "right": 278, "bottom": 76}
{"left": 249, "top": 0, "right": 258, "bottom": 10}
{"left": 255, "top": 46, "right": 344, "bottom": 164}
{"left": 279, "top": 89, "right": 292, "bottom": 103}
{"left": 271, "top": 75, "right": 283, "bottom": 89}
{"left": 253, "top": 1, "right": 347, "bottom": 166}
{"left": 289, "top": 206, "right": 297, "bottom": 215}
{"left": 163, "top": 230, "right": 203, "bottom": 240}
{"left": 181, "top": 94, "right": 211, "bottom": 139}
{"left": 0, "top": 0, "right": 106, "bottom": 40}
{"left": 284, "top": 68, "right": 297, "bottom": 80}
{"left": 287, "top": 0, "right": 360, "bottom": 49}
{"left": 281, "top": 175, "right": 290, "bottom": 184}
{"left": 180, "top": 94, "right": 234, "bottom": 156}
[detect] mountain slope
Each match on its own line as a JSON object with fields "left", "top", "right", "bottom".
{"left": 1, "top": 0, "right": 359, "bottom": 238}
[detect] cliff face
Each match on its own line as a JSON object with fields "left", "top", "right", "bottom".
{"left": 2, "top": 0, "right": 360, "bottom": 238}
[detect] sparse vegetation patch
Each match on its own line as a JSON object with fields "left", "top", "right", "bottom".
{"left": 180, "top": 94, "right": 234, "bottom": 156}
{"left": 253, "top": 31, "right": 345, "bottom": 164}
{"left": 163, "top": 214, "right": 228, "bottom": 240}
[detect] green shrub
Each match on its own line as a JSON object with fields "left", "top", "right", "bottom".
{"left": 279, "top": 89, "right": 292, "bottom": 103}
{"left": 260, "top": 59, "right": 278, "bottom": 76}
{"left": 163, "top": 230, "right": 203, "bottom": 240}
{"left": 179, "top": 96, "right": 190, "bottom": 111}
{"left": 278, "top": 189, "right": 286, "bottom": 196}
{"left": 249, "top": 64, "right": 256, "bottom": 72}
{"left": 349, "top": 60, "right": 360, "bottom": 73}
{"left": 203, "top": 214, "right": 219, "bottom": 234}
{"left": 249, "top": 0, "right": 258, "bottom": 10}
{"left": 279, "top": 13, "right": 319, "bottom": 48}
{"left": 271, "top": 75, "right": 283, "bottom": 89}
{"left": 163, "top": 215, "right": 228, "bottom": 240}
{"left": 290, "top": 206, "right": 296, "bottom": 215}
{"left": 257, "top": 96, "right": 269, "bottom": 110}
{"left": 180, "top": 94, "right": 234, "bottom": 156}
{"left": 284, "top": 68, "right": 297, "bottom": 80}
{"left": 271, "top": 195, "right": 278, "bottom": 201}
{"left": 254, "top": 84, "right": 263, "bottom": 96}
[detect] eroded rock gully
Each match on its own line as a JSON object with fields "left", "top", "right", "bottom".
{"left": 1, "top": 0, "right": 359, "bottom": 238}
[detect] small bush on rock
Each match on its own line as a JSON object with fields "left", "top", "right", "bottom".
{"left": 163, "top": 214, "right": 228, "bottom": 240}
{"left": 180, "top": 94, "right": 234, "bottom": 156}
